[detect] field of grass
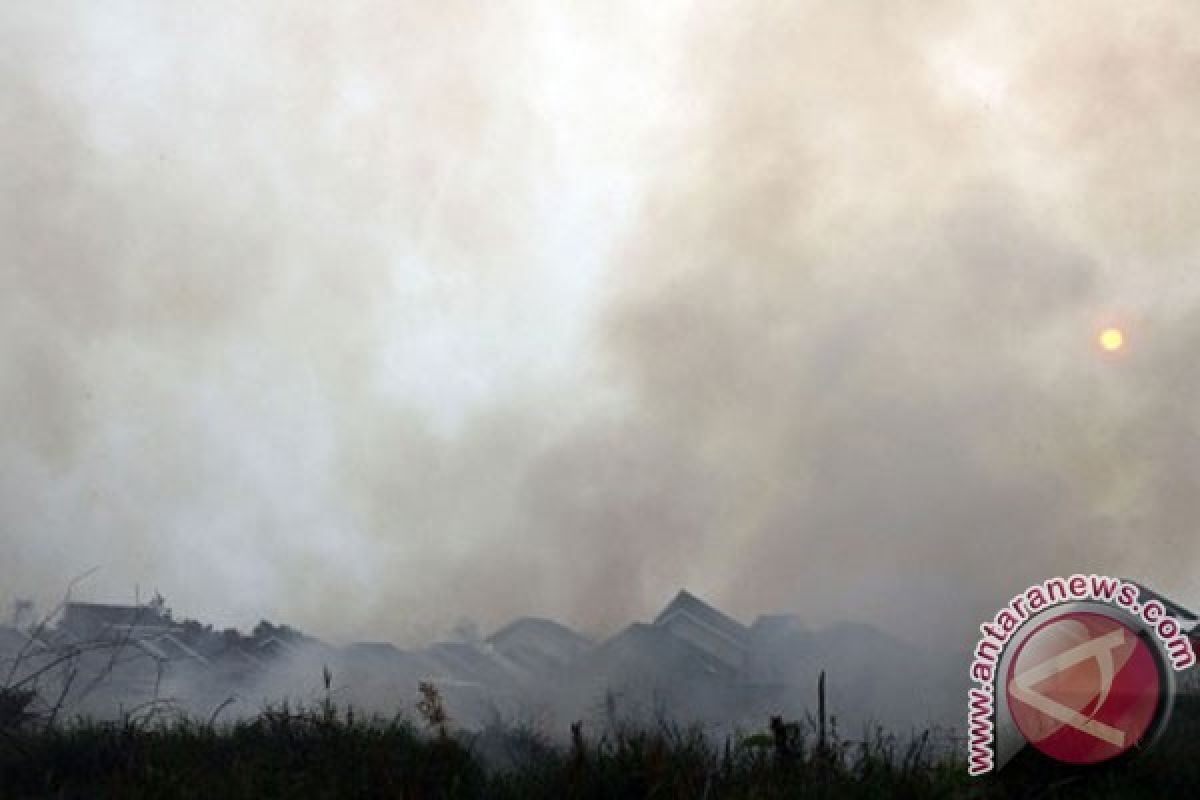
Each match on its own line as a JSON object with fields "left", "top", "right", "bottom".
{"left": 1, "top": 686, "right": 1198, "bottom": 798}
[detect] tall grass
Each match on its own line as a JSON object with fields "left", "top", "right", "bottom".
{"left": 1, "top": 684, "right": 1198, "bottom": 798}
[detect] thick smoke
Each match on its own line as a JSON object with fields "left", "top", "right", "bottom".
{"left": 3, "top": 1, "right": 1199, "bottom": 650}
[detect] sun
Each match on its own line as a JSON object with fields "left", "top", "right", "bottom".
{"left": 1098, "top": 327, "right": 1125, "bottom": 352}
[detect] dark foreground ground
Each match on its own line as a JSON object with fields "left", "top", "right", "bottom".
{"left": 2, "top": 691, "right": 1198, "bottom": 799}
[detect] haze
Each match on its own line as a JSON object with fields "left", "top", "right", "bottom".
{"left": 4, "top": 1, "right": 1200, "bottom": 649}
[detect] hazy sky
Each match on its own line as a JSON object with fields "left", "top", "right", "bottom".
{"left": 4, "top": 1, "right": 1200, "bottom": 648}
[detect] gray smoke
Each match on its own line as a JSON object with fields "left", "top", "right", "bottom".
{"left": 3, "top": 1, "right": 1200, "bottom": 652}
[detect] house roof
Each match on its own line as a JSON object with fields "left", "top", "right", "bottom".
{"left": 135, "top": 638, "right": 170, "bottom": 661}
{"left": 586, "top": 622, "right": 740, "bottom": 683}
{"left": 154, "top": 633, "right": 208, "bottom": 663}
{"left": 255, "top": 635, "right": 303, "bottom": 657}
{"left": 424, "top": 642, "right": 524, "bottom": 688}
{"left": 486, "top": 617, "right": 591, "bottom": 673}
{"left": 62, "top": 602, "right": 173, "bottom": 631}
{"left": 212, "top": 645, "right": 265, "bottom": 670}
{"left": 488, "top": 617, "right": 590, "bottom": 647}
{"left": 653, "top": 590, "right": 750, "bottom": 649}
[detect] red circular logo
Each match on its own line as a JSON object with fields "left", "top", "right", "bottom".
{"left": 1005, "top": 611, "right": 1163, "bottom": 765}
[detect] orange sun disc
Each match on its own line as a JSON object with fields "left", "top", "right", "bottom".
{"left": 1098, "top": 327, "right": 1125, "bottom": 352}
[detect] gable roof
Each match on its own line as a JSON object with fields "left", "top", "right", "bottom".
{"left": 255, "top": 635, "right": 303, "bottom": 658}
{"left": 486, "top": 617, "right": 592, "bottom": 673}
{"left": 154, "top": 633, "right": 208, "bottom": 663}
{"left": 488, "top": 617, "right": 591, "bottom": 648}
{"left": 424, "top": 641, "right": 524, "bottom": 687}
{"left": 135, "top": 638, "right": 170, "bottom": 661}
{"left": 653, "top": 590, "right": 750, "bottom": 650}
{"left": 586, "top": 623, "right": 740, "bottom": 682}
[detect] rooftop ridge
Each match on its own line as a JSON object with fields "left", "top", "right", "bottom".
{"left": 653, "top": 589, "right": 750, "bottom": 645}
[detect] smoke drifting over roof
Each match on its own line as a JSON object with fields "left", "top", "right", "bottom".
{"left": 4, "top": 1, "right": 1200, "bottom": 649}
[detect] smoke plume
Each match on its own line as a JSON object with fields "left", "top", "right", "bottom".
{"left": 3, "top": 1, "right": 1200, "bottom": 650}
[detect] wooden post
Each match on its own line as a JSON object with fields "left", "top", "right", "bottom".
{"left": 818, "top": 669, "right": 827, "bottom": 756}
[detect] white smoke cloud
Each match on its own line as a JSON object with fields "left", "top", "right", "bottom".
{"left": 3, "top": 1, "right": 1199, "bottom": 650}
